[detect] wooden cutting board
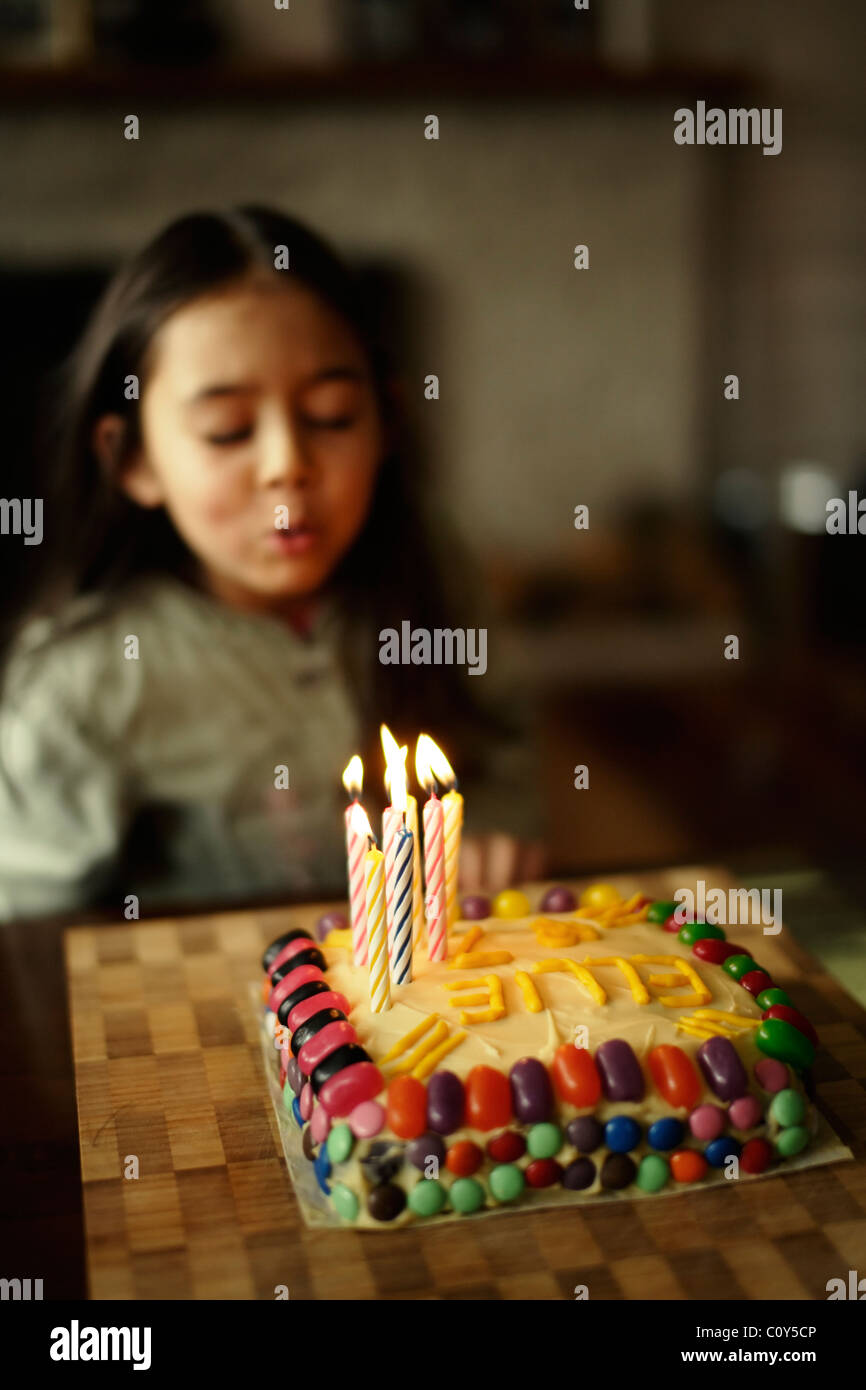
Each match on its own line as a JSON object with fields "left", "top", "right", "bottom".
{"left": 65, "top": 868, "right": 866, "bottom": 1300}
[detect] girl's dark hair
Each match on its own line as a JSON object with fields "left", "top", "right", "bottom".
{"left": 19, "top": 205, "right": 512, "bottom": 782}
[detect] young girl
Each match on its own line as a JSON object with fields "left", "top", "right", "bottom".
{"left": 0, "top": 206, "right": 544, "bottom": 922}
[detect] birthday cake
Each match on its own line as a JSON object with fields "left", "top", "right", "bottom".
{"left": 259, "top": 883, "right": 820, "bottom": 1227}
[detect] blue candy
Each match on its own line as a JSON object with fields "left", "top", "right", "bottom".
{"left": 314, "top": 1147, "right": 332, "bottom": 1195}
{"left": 647, "top": 1117, "right": 685, "bottom": 1152}
{"left": 704, "top": 1137, "right": 742, "bottom": 1169}
{"left": 604, "top": 1115, "right": 641, "bottom": 1153}
{"left": 291, "top": 1096, "right": 303, "bottom": 1128}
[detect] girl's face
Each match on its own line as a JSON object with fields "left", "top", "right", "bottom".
{"left": 111, "top": 277, "right": 387, "bottom": 615}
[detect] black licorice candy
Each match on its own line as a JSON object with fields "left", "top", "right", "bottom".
{"left": 310, "top": 1043, "right": 371, "bottom": 1095}
{"left": 290, "top": 1007, "right": 347, "bottom": 1057}
{"left": 262, "top": 928, "right": 313, "bottom": 973}
{"left": 269, "top": 946, "right": 326, "bottom": 984}
{"left": 276, "top": 978, "right": 330, "bottom": 1026}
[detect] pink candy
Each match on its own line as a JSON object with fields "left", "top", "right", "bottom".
{"left": 298, "top": 1020, "right": 359, "bottom": 1076}
{"left": 348, "top": 1100, "right": 385, "bottom": 1139}
{"left": 300, "top": 1082, "right": 314, "bottom": 1121}
{"left": 268, "top": 963, "right": 324, "bottom": 1015}
{"left": 267, "top": 935, "right": 317, "bottom": 978}
{"left": 310, "top": 1104, "right": 332, "bottom": 1144}
{"left": 319, "top": 1061, "right": 384, "bottom": 1118}
{"left": 287, "top": 989, "right": 351, "bottom": 1033}
{"left": 728, "top": 1094, "right": 763, "bottom": 1130}
{"left": 689, "top": 1103, "right": 726, "bottom": 1141}
{"left": 754, "top": 1058, "right": 788, "bottom": 1093}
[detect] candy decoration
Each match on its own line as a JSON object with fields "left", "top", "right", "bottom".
{"left": 754, "top": 1058, "right": 789, "bottom": 1092}
{"left": 670, "top": 1149, "right": 708, "bottom": 1183}
{"left": 728, "top": 1095, "right": 762, "bottom": 1129}
{"left": 326, "top": 1123, "right": 354, "bottom": 1164}
{"left": 310, "top": 1105, "right": 332, "bottom": 1145}
{"left": 466, "top": 1065, "right": 512, "bottom": 1130}
{"left": 311, "top": 1043, "right": 371, "bottom": 1095}
{"left": 406, "top": 1132, "right": 447, "bottom": 1172}
{"left": 319, "top": 1061, "right": 384, "bottom": 1117}
{"left": 314, "top": 909, "right": 347, "bottom": 943}
{"left": 299, "top": 1020, "right": 359, "bottom": 1076}
{"left": 775, "top": 1126, "right": 809, "bottom": 1157}
{"left": 604, "top": 1115, "right": 641, "bottom": 1153}
{"left": 595, "top": 1039, "right": 645, "bottom": 1102}
{"left": 408, "top": 1179, "right": 447, "bottom": 1216}
{"left": 600, "top": 1153, "right": 636, "bottom": 1189}
{"left": 540, "top": 885, "right": 578, "bottom": 913}
{"left": 426, "top": 1070, "right": 465, "bottom": 1134}
{"left": 361, "top": 1143, "right": 403, "bottom": 1184}
{"left": 704, "top": 1136, "right": 741, "bottom": 1168}
{"left": 486, "top": 1131, "right": 526, "bottom": 1163}
{"left": 492, "top": 889, "right": 531, "bottom": 918}
{"left": 460, "top": 893, "right": 491, "bottom": 920}
{"left": 449, "top": 1177, "right": 485, "bottom": 1212}
{"left": 691, "top": 939, "right": 741, "bottom": 965}
{"left": 647, "top": 1044, "right": 701, "bottom": 1109}
{"left": 662, "top": 914, "right": 682, "bottom": 933}
{"left": 509, "top": 1057, "right": 554, "bottom": 1123}
{"left": 722, "top": 954, "right": 758, "bottom": 981}
{"left": 386, "top": 1075, "right": 428, "bottom": 1139}
{"left": 291, "top": 1007, "right": 348, "bottom": 1056}
{"left": 302, "top": 1123, "right": 316, "bottom": 1158}
{"left": 762, "top": 1005, "right": 818, "bottom": 1048}
{"left": 291, "top": 1095, "right": 302, "bottom": 1127}
{"left": 277, "top": 979, "right": 330, "bottom": 1026}
{"left": 368, "top": 1184, "right": 406, "bottom": 1221}
{"left": 740, "top": 1137, "right": 773, "bottom": 1173}
{"left": 696, "top": 1036, "right": 748, "bottom": 1101}
{"left": 313, "top": 1148, "right": 332, "bottom": 1195}
{"left": 268, "top": 935, "right": 324, "bottom": 977}
{"left": 580, "top": 883, "right": 621, "bottom": 911}
{"left": 331, "top": 1183, "right": 359, "bottom": 1221}
{"left": 527, "top": 1123, "right": 563, "bottom": 1159}
{"left": 636, "top": 1155, "right": 670, "bottom": 1192}
{"left": 769, "top": 1088, "right": 806, "bottom": 1127}
{"left": 270, "top": 946, "right": 327, "bottom": 984}
{"left": 489, "top": 1164, "right": 526, "bottom": 1202}
{"left": 300, "top": 1083, "right": 314, "bottom": 1121}
{"left": 269, "top": 963, "right": 326, "bottom": 1017}
{"left": 262, "top": 928, "right": 313, "bottom": 973}
{"left": 647, "top": 1117, "right": 684, "bottom": 1151}
{"left": 689, "top": 1104, "right": 726, "bottom": 1141}
{"left": 286, "top": 1057, "right": 303, "bottom": 1094}
{"left": 567, "top": 1115, "right": 604, "bottom": 1153}
{"left": 739, "top": 970, "right": 773, "bottom": 997}
{"left": 525, "top": 1158, "right": 563, "bottom": 1188}
{"left": 552, "top": 1044, "right": 602, "bottom": 1108}
{"left": 756, "top": 987, "right": 792, "bottom": 1010}
{"left": 678, "top": 922, "right": 725, "bottom": 947}
{"left": 647, "top": 899, "right": 679, "bottom": 924}
{"left": 755, "top": 1018, "right": 815, "bottom": 1069}
{"left": 288, "top": 989, "right": 351, "bottom": 1033}
{"left": 446, "top": 1141, "right": 483, "bottom": 1176}
{"left": 562, "top": 1157, "right": 596, "bottom": 1190}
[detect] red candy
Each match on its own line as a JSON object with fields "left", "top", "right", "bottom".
{"left": 691, "top": 939, "right": 741, "bottom": 965}
{"left": 740, "top": 970, "right": 773, "bottom": 997}
{"left": 551, "top": 1044, "right": 601, "bottom": 1107}
{"left": 525, "top": 1159, "right": 563, "bottom": 1188}
{"left": 268, "top": 963, "right": 324, "bottom": 1014}
{"left": 465, "top": 1065, "right": 512, "bottom": 1130}
{"left": 319, "top": 1061, "right": 383, "bottom": 1117}
{"left": 662, "top": 914, "right": 683, "bottom": 933}
{"left": 740, "top": 1137, "right": 773, "bottom": 1174}
{"left": 762, "top": 1005, "right": 818, "bottom": 1048}
{"left": 670, "top": 1149, "right": 708, "bottom": 1183}
{"left": 486, "top": 1130, "right": 527, "bottom": 1163}
{"left": 446, "top": 1141, "right": 483, "bottom": 1177}
{"left": 648, "top": 1044, "right": 701, "bottom": 1108}
{"left": 287, "top": 989, "right": 350, "bottom": 1032}
{"left": 386, "top": 1075, "right": 428, "bottom": 1139}
{"left": 298, "top": 1020, "right": 358, "bottom": 1076}
{"left": 268, "top": 935, "right": 318, "bottom": 977}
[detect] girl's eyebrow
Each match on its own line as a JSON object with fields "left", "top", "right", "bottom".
{"left": 185, "top": 366, "right": 364, "bottom": 406}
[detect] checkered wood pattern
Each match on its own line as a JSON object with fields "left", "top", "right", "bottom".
{"left": 65, "top": 868, "right": 866, "bottom": 1300}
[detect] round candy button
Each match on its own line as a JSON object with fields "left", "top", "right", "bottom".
{"left": 678, "top": 922, "right": 725, "bottom": 947}
{"left": 486, "top": 1130, "right": 526, "bottom": 1163}
{"left": 368, "top": 1183, "right": 407, "bottom": 1222}
{"left": 448, "top": 1177, "right": 485, "bottom": 1213}
{"left": 579, "top": 883, "right": 621, "bottom": 912}
{"left": 562, "top": 1158, "right": 596, "bottom": 1190}
{"left": 754, "top": 1058, "right": 789, "bottom": 1093}
{"left": 527, "top": 1123, "right": 563, "bottom": 1159}
{"left": 600, "top": 1153, "right": 636, "bottom": 1190}
{"left": 769, "top": 1088, "right": 805, "bottom": 1127}
{"left": 488, "top": 1163, "right": 525, "bottom": 1203}
{"left": 492, "top": 889, "right": 531, "bottom": 919}
{"left": 348, "top": 1100, "right": 385, "bottom": 1139}
{"left": 740, "top": 1137, "right": 773, "bottom": 1173}
{"left": 689, "top": 1104, "right": 726, "bottom": 1141}
{"left": 775, "top": 1125, "right": 809, "bottom": 1158}
{"left": 637, "top": 1155, "right": 670, "bottom": 1192}
{"left": 566, "top": 1115, "right": 604, "bottom": 1153}
{"left": 670, "top": 1150, "right": 708, "bottom": 1183}
{"left": 460, "top": 894, "right": 491, "bottom": 921}
{"left": 445, "top": 1141, "right": 483, "bottom": 1177}
{"left": 728, "top": 1095, "right": 762, "bottom": 1130}
{"left": 704, "top": 1137, "right": 742, "bottom": 1168}
{"left": 408, "top": 1179, "right": 447, "bottom": 1217}
{"left": 647, "top": 1117, "right": 685, "bottom": 1151}
{"left": 330, "top": 1183, "right": 359, "bottom": 1222}
{"left": 326, "top": 1123, "right": 354, "bottom": 1164}
{"left": 525, "top": 1159, "right": 563, "bottom": 1189}
{"left": 540, "top": 885, "right": 577, "bottom": 913}
{"left": 604, "top": 1115, "right": 641, "bottom": 1153}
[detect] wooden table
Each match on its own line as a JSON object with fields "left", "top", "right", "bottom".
{"left": 55, "top": 868, "right": 866, "bottom": 1301}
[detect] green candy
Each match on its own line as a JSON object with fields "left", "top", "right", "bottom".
{"left": 647, "top": 900, "right": 679, "bottom": 924}
{"left": 775, "top": 1125, "right": 809, "bottom": 1158}
{"left": 636, "top": 1155, "right": 670, "bottom": 1192}
{"left": 331, "top": 1183, "right": 359, "bottom": 1221}
{"left": 723, "top": 954, "right": 758, "bottom": 981}
{"left": 678, "top": 922, "right": 726, "bottom": 946}
{"left": 408, "top": 1178, "right": 447, "bottom": 1217}
{"left": 448, "top": 1177, "right": 485, "bottom": 1213}
{"left": 527, "top": 1123, "right": 563, "bottom": 1159}
{"left": 769, "top": 1088, "right": 806, "bottom": 1127}
{"left": 326, "top": 1123, "right": 354, "bottom": 1164}
{"left": 757, "top": 987, "right": 792, "bottom": 1010}
{"left": 282, "top": 1081, "right": 294, "bottom": 1111}
{"left": 757, "top": 1018, "right": 815, "bottom": 1069}
{"left": 489, "top": 1163, "right": 526, "bottom": 1203}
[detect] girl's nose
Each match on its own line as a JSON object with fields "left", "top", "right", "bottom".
{"left": 256, "top": 417, "right": 310, "bottom": 488}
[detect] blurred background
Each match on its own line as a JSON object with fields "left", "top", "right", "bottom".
{"left": 1, "top": 0, "right": 864, "bottom": 923}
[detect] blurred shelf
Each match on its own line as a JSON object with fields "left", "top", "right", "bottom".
{"left": 0, "top": 58, "right": 754, "bottom": 106}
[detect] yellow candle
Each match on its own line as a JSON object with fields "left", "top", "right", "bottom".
{"left": 365, "top": 844, "right": 391, "bottom": 1014}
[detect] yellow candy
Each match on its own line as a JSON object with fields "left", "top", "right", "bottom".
{"left": 492, "top": 889, "right": 531, "bottom": 919}
{"left": 579, "top": 882, "right": 622, "bottom": 911}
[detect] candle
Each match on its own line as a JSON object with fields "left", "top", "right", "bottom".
{"left": 342, "top": 757, "right": 368, "bottom": 967}
{"left": 427, "top": 738, "right": 464, "bottom": 934}
{"left": 416, "top": 734, "right": 446, "bottom": 962}
{"left": 380, "top": 725, "right": 409, "bottom": 961}
{"left": 405, "top": 792, "right": 425, "bottom": 949}
{"left": 364, "top": 835, "right": 391, "bottom": 1014}
{"left": 382, "top": 730, "right": 414, "bottom": 986}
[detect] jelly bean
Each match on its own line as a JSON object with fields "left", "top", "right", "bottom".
{"left": 310, "top": 1104, "right": 332, "bottom": 1145}
{"left": 326, "top": 1123, "right": 354, "bottom": 1164}
{"left": 449, "top": 1177, "right": 485, "bottom": 1212}
{"left": 311, "top": 1043, "right": 371, "bottom": 1095}
{"left": 426, "top": 1071, "right": 465, "bottom": 1134}
{"left": 487, "top": 1130, "right": 527, "bottom": 1163}
{"left": 728, "top": 1095, "right": 762, "bottom": 1129}
{"left": 465, "top": 1065, "right": 512, "bottom": 1130}
{"left": 270, "top": 947, "right": 327, "bottom": 985}
{"left": 408, "top": 1179, "right": 447, "bottom": 1216}
{"left": 692, "top": 939, "right": 741, "bottom": 965}
{"left": 348, "top": 1101, "right": 385, "bottom": 1139}
{"left": 527, "top": 1123, "right": 563, "bottom": 1159}
{"left": 302, "top": 1124, "right": 317, "bottom": 1159}
{"left": 509, "top": 1057, "right": 554, "bottom": 1123}
{"left": 740, "top": 1137, "right": 773, "bottom": 1173}
{"left": 269, "top": 934, "right": 327, "bottom": 977}
{"left": 298, "top": 1020, "right": 358, "bottom": 1075}
{"left": 367, "top": 1183, "right": 406, "bottom": 1221}
{"left": 604, "top": 1115, "right": 641, "bottom": 1153}
{"left": 762, "top": 1005, "right": 818, "bottom": 1048}
{"left": 540, "top": 885, "right": 578, "bottom": 913}
{"left": 331, "top": 1182, "right": 359, "bottom": 1221}
{"left": 567, "top": 1116, "right": 604, "bottom": 1153}
{"left": 460, "top": 894, "right": 492, "bottom": 920}
{"left": 775, "top": 1126, "right": 808, "bottom": 1157}
{"left": 315, "top": 909, "right": 347, "bottom": 942}
{"left": 769, "top": 1088, "right": 805, "bottom": 1127}
{"left": 300, "top": 1083, "right": 314, "bottom": 1121}
{"left": 689, "top": 1104, "right": 726, "bottom": 1141}
{"left": 313, "top": 1146, "right": 331, "bottom": 1195}
{"left": 406, "top": 1131, "right": 447, "bottom": 1172}
{"left": 697, "top": 1036, "right": 748, "bottom": 1100}
{"left": 446, "top": 1141, "right": 483, "bottom": 1177}
{"left": 756, "top": 1019, "right": 815, "bottom": 1069}
{"left": 488, "top": 1164, "right": 525, "bottom": 1203}
{"left": 648, "top": 1044, "right": 701, "bottom": 1108}
{"left": 637, "top": 1155, "right": 670, "bottom": 1192}
{"left": 262, "top": 927, "right": 313, "bottom": 973}
{"left": 269, "top": 963, "right": 325, "bottom": 1016}
{"left": 287, "top": 989, "right": 351, "bottom": 1033}
{"left": 580, "top": 883, "right": 621, "bottom": 911}
{"left": 492, "top": 889, "right": 531, "bottom": 919}
{"left": 754, "top": 1058, "right": 789, "bottom": 1092}
{"left": 704, "top": 1137, "right": 741, "bottom": 1168}
{"left": 562, "top": 1157, "right": 596, "bottom": 1190}
{"left": 386, "top": 1075, "right": 428, "bottom": 1139}
{"left": 291, "top": 1095, "right": 302, "bottom": 1128}
{"left": 600, "top": 1153, "right": 636, "bottom": 1189}
{"left": 660, "top": 914, "right": 680, "bottom": 933}
{"left": 282, "top": 1079, "right": 294, "bottom": 1113}
{"left": 292, "top": 1006, "right": 347, "bottom": 1057}
{"left": 670, "top": 1149, "right": 707, "bottom": 1183}
{"left": 286, "top": 1057, "right": 303, "bottom": 1094}
{"left": 595, "top": 1039, "right": 645, "bottom": 1102}
{"left": 739, "top": 970, "right": 773, "bottom": 997}
{"left": 319, "top": 1061, "right": 384, "bottom": 1117}
{"left": 647, "top": 900, "right": 679, "bottom": 924}
{"left": 756, "top": 987, "right": 792, "bottom": 1010}
{"left": 277, "top": 979, "right": 331, "bottom": 1026}
{"left": 678, "top": 922, "right": 725, "bottom": 947}
{"left": 552, "top": 1044, "right": 602, "bottom": 1108}
{"left": 647, "top": 1117, "right": 685, "bottom": 1151}
{"left": 722, "top": 954, "right": 758, "bottom": 981}
{"left": 360, "top": 1142, "right": 402, "bottom": 1184}
{"left": 525, "top": 1158, "right": 563, "bottom": 1188}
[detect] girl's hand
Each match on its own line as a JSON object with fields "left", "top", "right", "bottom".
{"left": 458, "top": 834, "right": 547, "bottom": 897}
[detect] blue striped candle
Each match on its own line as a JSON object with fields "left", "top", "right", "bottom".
{"left": 390, "top": 823, "right": 414, "bottom": 986}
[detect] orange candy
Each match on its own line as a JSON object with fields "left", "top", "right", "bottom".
{"left": 648, "top": 1044, "right": 701, "bottom": 1109}
{"left": 551, "top": 1044, "right": 601, "bottom": 1108}
{"left": 445, "top": 1140, "right": 483, "bottom": 1176}
{"left": 386, "top": 1075, "right": 427, "bottom": 1139}
{"left": 465, "top": 1065, "right": 512, "bottom": 1130}
{"left": 670, "top": 1149, "right": 708, "bottom": 1183}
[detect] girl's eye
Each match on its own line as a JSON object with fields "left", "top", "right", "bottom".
{"left": 304, "top": 415, "right": 356, "bottom": 430}
{"left": 206, "top": 427, "right": 252, "bottom": 445}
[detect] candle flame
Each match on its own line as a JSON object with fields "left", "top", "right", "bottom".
{"left": 380, "top": 723, "right": 408, "bottom": 805}
{"left": 424, "top": 735, "right": 456, "bottom": 791}
{"left": 415, "top": 733, "right": 438, "bottom": 795}
{"left": 342, "top": 755, "right": 363, "bottom": 798}
{"left": 350, "top": 801, "right": 373, "bottom": 841}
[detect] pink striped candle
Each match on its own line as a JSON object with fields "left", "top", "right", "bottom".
{"left": 422, "top": 792, "right": 446, "bottom": 961}
{"left": 343, "top": 757, "right": 369, "bottom": 968}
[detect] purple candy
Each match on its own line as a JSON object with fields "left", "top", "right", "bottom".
{"left": 406, "top": 1131, "right": 447, "bottom": 1171}
{"left": 540, "top": 885, "right": 578, "bottom": 913}
{"left": 315, "top": 910, "right": 348, "bottom": 942}
{"left": 697, "top": 1036, "right": 748, "bottom": 1101}
{"left": 509, "top": 1057, "right": 554, "bottom": 1123}
{"left": 286, "top": 1056, "right": 303, "bottom": 1094}
{"left": 595, "top": 1039, "right": 645, "bottom": 1102}
{"left": 460, "top": 894, "right": 492, "bottom": 921}
{"left": 426, "top": 1071, "right": 465, "bottom": 1134}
